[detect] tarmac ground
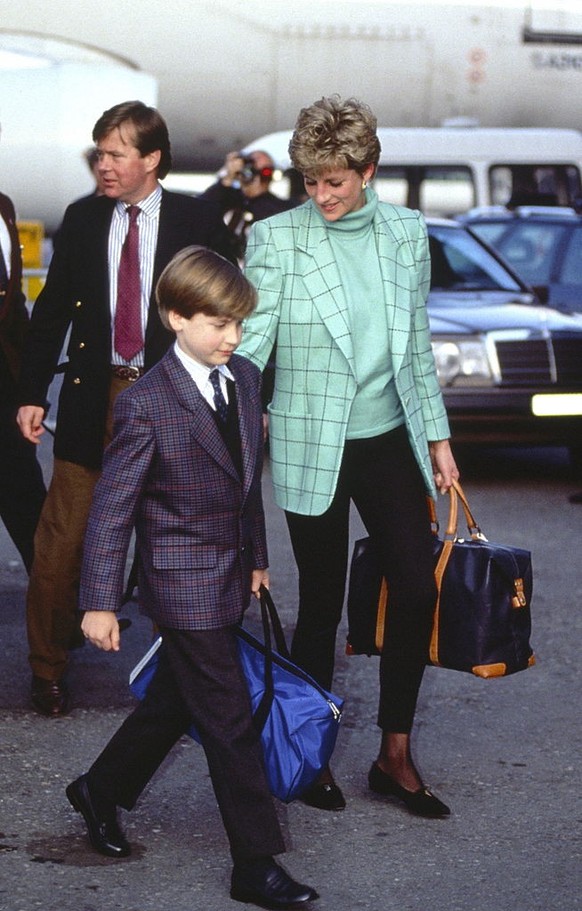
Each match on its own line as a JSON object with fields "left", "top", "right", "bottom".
{"left": 0, "top": 440, "right": 581, "bottom": 911}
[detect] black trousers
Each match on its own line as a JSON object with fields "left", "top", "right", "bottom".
{"left": 0, "top": 356, "right": 46, "bottom": 573}
{"left": 286, "top": 425, "right": 436, "bottom": 733}
{"left": 86, "top": 624, "right": 286, "bottom": 862}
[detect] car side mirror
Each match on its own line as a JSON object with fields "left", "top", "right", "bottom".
{"left": 532, "top": 284, "right": 549, "bottom": 305}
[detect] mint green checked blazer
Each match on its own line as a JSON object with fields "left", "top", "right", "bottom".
{"left": 239, "top": 199, "right": 451, "bottom": 516}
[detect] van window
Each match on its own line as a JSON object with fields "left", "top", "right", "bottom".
{"left": 489, "top": 164, "right": 581, "bottom": 208}
{"left": 374, "top": 166, "right": 474, "bottom": 217}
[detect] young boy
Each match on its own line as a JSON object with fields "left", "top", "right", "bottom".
{"left": 66, "top": 246, "right": 318, "bottom": 909}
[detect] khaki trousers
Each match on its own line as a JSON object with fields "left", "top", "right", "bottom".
{"left": 27, "top": 376, "right": 132, "bottom": 680}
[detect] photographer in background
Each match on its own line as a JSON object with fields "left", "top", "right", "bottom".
{"left": 202, "top": 150, "right": 294, "bottom": 261}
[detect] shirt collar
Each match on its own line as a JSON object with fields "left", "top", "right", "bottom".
{"left": 173, "top": 341, "right": 235, "bottom": 388}
{"left": 115, "top": 184, "right": 162, "bottom": 220}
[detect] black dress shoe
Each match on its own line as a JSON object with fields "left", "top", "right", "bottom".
{"left": 231, "top": 857, "right": 318, "bottom": 909}
{"left": 31, "top": 676, "right": 69, "bottom": 716}
{"left": 66, "top": 775, "right": 130, "bottom": 858}
{"left": 301, "top": 781, "right": 346, "bottom": 811}
{"left": 368, "top": 762, "right": 450, "bottom": 818}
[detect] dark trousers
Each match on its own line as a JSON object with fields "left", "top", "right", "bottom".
{"left": 86, "top": 625, "right": 286, "bottom": 862}
{"left": 0, "top": 356, "right": 46, "bottom": 573}
{"left": 286, "top": 425, "right": 436, "bottom": 733}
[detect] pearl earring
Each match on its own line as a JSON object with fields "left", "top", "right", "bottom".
{"left": 362, "top": 181, "right": 367, "bottom": 190}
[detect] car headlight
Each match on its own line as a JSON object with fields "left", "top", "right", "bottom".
{"left": 431, "top": 338, "right": 493, "bottom": 386}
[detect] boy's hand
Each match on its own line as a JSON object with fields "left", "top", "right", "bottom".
{"left": 251, "top": 569, "right": 269, "bottom": 598}
{"left": 81, "top": 610, "right": 121, "bottom": 652}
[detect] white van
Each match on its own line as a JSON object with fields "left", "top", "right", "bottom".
{"left": 244, "top": 127, "right": 582, "bottom": 217}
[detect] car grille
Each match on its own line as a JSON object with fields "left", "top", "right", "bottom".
{"left": 495, "top": 334, "right": 582, "bottom": 386}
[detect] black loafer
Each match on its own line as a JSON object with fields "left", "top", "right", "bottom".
{"left": 368, "top": 762, "right": 450, "bottom": 818}
{"left": 66, "top": 774, "right": 130, "bottom": 857}
{"left": 301, "top": 781, "right": 346, "bottom": 811}
{"left": 231, "top": 857, "right": 319, "bottom": 909}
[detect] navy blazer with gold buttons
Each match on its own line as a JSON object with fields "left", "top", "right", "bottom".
{"left": 17, "top": 189, "right": 233, "bottom": 469}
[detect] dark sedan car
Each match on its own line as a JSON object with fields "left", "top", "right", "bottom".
{"left": 426, "top": 219, "right": 582, "bottom": 459}
{"left": 458, "top": 206, "right": 582, "bottom": 314}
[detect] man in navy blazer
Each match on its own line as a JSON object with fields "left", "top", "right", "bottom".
{"left": 16, "top": 101, "right": 234, "bottom": 716}
{"left": 0, "top": 186, "right": 46, "bottom": 572}
{"left": 66, "top": 247, "right": 318, "bottom": 910}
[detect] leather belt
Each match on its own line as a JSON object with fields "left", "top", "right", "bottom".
{"left": 111, "top": 365, "right": 145, "bottom": 382}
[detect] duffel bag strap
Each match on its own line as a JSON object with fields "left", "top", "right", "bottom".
{"left": 252, "top": 586, "right": 293, "bottom": 732}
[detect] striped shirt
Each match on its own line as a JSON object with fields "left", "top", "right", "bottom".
{"left": 109, "top": 185, "right": 162, "bottom": 366}
{"left": 0, "top": 216, "right": 11, "bottom": 279}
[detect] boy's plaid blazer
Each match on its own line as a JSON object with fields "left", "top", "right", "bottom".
{"left": 79, "top": 348, "right": 267, "bottom": 629}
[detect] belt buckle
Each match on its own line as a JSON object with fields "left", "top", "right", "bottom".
{"left": 125, "top": 365, "right": 142, "bottom": 382}
{"left": 112, "top": 364, "right": 143, "bottom": 382}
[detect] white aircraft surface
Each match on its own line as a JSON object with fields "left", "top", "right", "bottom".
{"left": 1, "top": 0, "right": 582, "bottom": 231}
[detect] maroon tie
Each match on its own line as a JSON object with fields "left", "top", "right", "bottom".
{"left": 114, "top": 205, "right": 143, "bottom": 361}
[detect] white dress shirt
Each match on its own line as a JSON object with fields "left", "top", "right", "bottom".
{"left": 173, "top": 341, "right": 234, "bottom": 410}
{"left": 109, "top": 185, "right": 162, "bottom": 366}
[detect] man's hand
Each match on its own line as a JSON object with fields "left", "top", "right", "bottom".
{"left": 81, "top": 611, "right": 121, "bottom": 652}
{"left": 16, "top": 406, "right": 45, "bottom": 444}
{"left": 251, "top": 568, "right": 269, "bottom": 599}
{"left": 221, "top": 151, "right": 245, "bottom": 187}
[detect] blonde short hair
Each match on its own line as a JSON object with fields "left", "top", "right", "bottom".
{"left": 156, "top": 246, "right": 257, "bottom": 330}
{"left": 289, "top": 95, "right": 381, "bottom": 177}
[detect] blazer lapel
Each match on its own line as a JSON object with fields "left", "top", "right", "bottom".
{"left": 162, "top": 351, "right": 241, "bottom": 483}
{"left": 296, "top": 201, "right": 422, "bottom": 378}
{"left": 231, "top": 363, "right": 261, "bottom": 501}
{"left": 89, "top": 197, "right": 116, "bottom": 317}
{"left": 374, "top": 211, "right": 416, "bottom": 376}
{"left": 295, "top": 207, "right": 356, "bottom": 375}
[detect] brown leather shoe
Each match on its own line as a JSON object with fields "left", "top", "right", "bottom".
{"left": 31, "top": 676, "right": 69, "bottom": 716}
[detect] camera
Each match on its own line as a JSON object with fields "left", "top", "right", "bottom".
{"left": 238, "top": 155, "right": 274, "bottom": 184}
{"left": 239, "top": 157, "right": 257, "bottom": 184}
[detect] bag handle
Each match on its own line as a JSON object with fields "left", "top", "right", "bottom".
{"left": 251, "top": 585, "right": 291, "bottom": 732}
{"left": 430, "top": 481, "right": 488, "bottom": 665}
{"left": 258, "top": 585, "right": 292, "bottom": 659}
{"left": 428, "top": 479, "right": 485, "bottom": 542}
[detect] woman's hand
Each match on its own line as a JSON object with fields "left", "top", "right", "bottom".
{"left": 429, "top": 439, "right": 460, "bottom": 494}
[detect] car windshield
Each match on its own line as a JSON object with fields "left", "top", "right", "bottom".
{"left": 428, "top": 225, "right": 522, "bottom": 293}
{"left": 472, "top": 221, "right": 567, "bottom": 286}
{"left": 560, "top": 225, "right": 582, "bottom": 287}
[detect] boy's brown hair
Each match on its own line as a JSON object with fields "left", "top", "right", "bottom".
{"left": 156, "top": 246, "right": 257, "bottom": 330}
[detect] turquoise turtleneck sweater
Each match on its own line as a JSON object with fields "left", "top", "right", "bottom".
{"left": 313, "top": 188, "right": 404, "bottom": 440}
